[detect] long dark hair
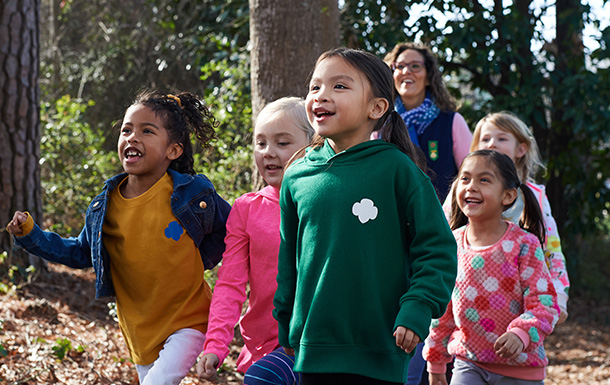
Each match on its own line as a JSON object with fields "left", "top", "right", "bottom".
{"left": 125, "top": 90, "right": 218, "bottom": 175}
{"left": 449, "top": 150, "right": 545, "bottom": 245}
{"left": 301, "top": 47, "right": 426, "bottom": 171}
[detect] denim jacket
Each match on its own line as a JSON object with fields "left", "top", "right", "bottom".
{"left": 14, "top": 169, "right": 231, "bottom": 299}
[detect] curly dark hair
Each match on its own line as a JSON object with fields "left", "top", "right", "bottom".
{"left": 125, "top": 90, "right": 218, "bottom": 175}
{"left": 384, "top": 42, "right": 458, "bottom": 112}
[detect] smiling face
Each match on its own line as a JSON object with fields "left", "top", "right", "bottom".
{"left": 306, "top": 56, "right": 386, "bottom": 153}
{"left": 254, "top": 114, "right": 310, "bottom": 188}
{"left": 117, "top": 104, "right": 182, "bottom": 182}
{"left": 476, "top": 122, "right": 527, "bottom": 163}
{"left": 392, "top": 49, "right": 429, "bottom": 110}
{"left": 455, "top": 156, "right": 517, "bottom": 224}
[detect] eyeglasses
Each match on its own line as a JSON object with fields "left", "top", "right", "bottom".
{"left": 391, "top": 61, "right": 425, "bottom": 73}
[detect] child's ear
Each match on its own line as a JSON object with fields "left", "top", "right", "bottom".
{"left": 502, "top": 187, "right": 518, "bottom": 207}
{"left": 167, "top": 143, "right": 184, "bottom": 161}
{"left": 369, "top": 97, "right": 389, "bottom": 120}
{"left": 516, "top": 142, "right": 527, "bottom": 159}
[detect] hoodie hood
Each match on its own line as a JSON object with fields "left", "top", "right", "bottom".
{"left": 304, "top": 139, "right": 399, "bottom": 166}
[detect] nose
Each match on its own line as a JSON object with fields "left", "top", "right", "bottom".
{"left": 465, "top": 180, "right": 478, "bottom": 192}
{"left": 262, "top": 145, "right": 276, "bottom": 158}
{"left": 314, "top": 87, "right": 329, "bottom": 103}
{"left": 127, "top": 131, "right": 139, "bottom": 143}
{"left": 486, "top": 139, "right": 496, "bottom": 149}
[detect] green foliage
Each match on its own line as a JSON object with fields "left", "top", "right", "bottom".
{"left": 40, "top": 95, "right": 119, "bottom": 236}
{"left": 199, "top": 51, "right": 254, "bottom": 202}
{"left": 0, "top": 251, "right": 36, "bottom": 293}
{"left": 340, "top": 0, "right": 610, "bottom": 298}
{"left": 51, "top": 338, "right": 72, "bottom": 360}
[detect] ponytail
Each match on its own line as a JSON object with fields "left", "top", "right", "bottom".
{"left": 378, "top": 110, "right": 428, "bottom": 172}
{"left": 130, "top": 90, "right": 218, "bottom": 175}
{"left": 518, "top": 183, "right": 546, "bottom": 246}
{"left": 449, "top": 179, "right": 468, "bottom": 230}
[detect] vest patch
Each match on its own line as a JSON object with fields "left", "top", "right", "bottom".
{"left": 428, "top": 140, "right": 439, "bottom": 161}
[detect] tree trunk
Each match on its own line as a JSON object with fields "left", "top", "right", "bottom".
{"left": 249, "top": 0, "right": 339, "bottom": 121}
{"left": 249, "top": 0, "right": 339, "bottom": 188}
{"left": 0, "top": 0, "right": 43, "bottom": 268}
{"left": 547, "top": 0, "right": 585, "bottom": 232}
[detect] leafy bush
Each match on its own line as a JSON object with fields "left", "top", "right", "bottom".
{"left": 40, "top": 96, "right": 120, "bottom": 236}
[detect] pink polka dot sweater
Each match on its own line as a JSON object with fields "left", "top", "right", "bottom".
{"left": 423, "top": 222, "right": 559, "bottom": 380}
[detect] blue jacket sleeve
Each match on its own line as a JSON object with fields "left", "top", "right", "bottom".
{"left": 14, "top": 214, "right": 93, "bottom": 269}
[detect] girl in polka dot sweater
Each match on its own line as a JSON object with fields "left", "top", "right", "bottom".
{"left": 424, "top": 150, "right": 559, "bottom": 385}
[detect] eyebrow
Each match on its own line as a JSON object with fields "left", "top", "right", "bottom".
{"left": 122, "top": 121, "right": 160, "bottom": 130}
{"left": 310, "top": 74, "right": 356, "bottom": 84}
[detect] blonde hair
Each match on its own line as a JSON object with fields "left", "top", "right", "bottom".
{"left": 254, "top": 97, "right": 314, "bottom": 142}
{"left": 471, "top": 111, "right": 545, "bottom": 181}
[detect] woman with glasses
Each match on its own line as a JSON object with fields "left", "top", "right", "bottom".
{"left": 380, "top": 43, "right": 472, "bottom": 201}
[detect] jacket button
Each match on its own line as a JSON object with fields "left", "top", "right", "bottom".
{"left": 199, "top": 201, "right": 207, "bottom": 209}
{"left": 93, "top": 202, "right": 99, "bottom": 207}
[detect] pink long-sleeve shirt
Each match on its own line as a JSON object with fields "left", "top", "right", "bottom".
{"left": 423, "top": 222, "right": 558, "bottom": 381}
{"left": 203, "top": 185, "right": 280, "bottom": 372}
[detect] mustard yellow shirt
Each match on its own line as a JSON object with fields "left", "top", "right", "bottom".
{"left": 103, "top": 173, "right": 212, "bottom": 365}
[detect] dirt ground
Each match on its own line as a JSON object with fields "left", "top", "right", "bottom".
{"left": 0, "top": 263, "right": 608, "bottom": 384}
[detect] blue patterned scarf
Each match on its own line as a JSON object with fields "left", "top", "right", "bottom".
{"left": 395, "top": 92, "right": 440, "bottom": 148}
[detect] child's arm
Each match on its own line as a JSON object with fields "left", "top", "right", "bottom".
{"left": 200, "top": 198, "right": 251, "bottom": 374}
{"left": 395, "top": 180, "right": 458, "bottom": 344}
{"left": 423, "top": 300, "right": 457, "bottom": 374}
{"left": 197, "top": 188, "right": 232, "bottom": 270}
{"left": 537, "top": 189, "right": 570, "bottom": 322}
{"left": 505, "top": 234, "right": 558, "bottom": 351}
{"left": 273, "top": 186, "right": 299, "bottom": 351}
{"left": 10, "top": 211, "right": 93, "bottom": 269}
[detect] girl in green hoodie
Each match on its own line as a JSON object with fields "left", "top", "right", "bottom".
{"left": 273, "top": 47, "right": 458, "bottom": 385}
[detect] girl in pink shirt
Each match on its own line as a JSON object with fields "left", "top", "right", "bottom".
{"left": 424, "top": 150, "right": 559, "bottom": 385}
{"left": 197, "top": 97, "right": 313, "bottom": 382}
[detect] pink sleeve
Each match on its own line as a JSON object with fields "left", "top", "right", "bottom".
{"left": 202, "top": 197, "right": 250, "bottom": 366}
{"left": 452, "top": 112, "right": 472, "bottom": 168}
{"left": 507, "top": 234, "right": 558, "bottom": 351}
{"left": 423, "top": 299, "right": 456, "bottom": 370}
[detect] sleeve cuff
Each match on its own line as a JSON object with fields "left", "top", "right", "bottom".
{"left": 17, "top": 212, "right": 35, "bottom": 236}
{"left": 509, "top": 327, "right": 530, "bottom": 349}
{"left": 427, "top": 361, "right": 447, "bottom": 374}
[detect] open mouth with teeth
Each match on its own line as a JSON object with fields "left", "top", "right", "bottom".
{"left": 124, "top": 148, "right": 143, "bottom": 162}
{"left": 312, "top": 107, "right": 335, "bottom": 119}
{"left": 465, "top": 198, "right": 482, "bottom": 204}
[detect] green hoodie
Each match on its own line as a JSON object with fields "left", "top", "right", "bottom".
{"left": 273, "top": 139, "right": 457, "bottom": 383}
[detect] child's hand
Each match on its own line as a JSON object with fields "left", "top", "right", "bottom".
{"left": 393, "top": 326, "right": 420, "bottom": 353}
{"left": 494, "top": 331, "right": 524, "bottom": 360}
{"left": 283, "top": 346, "right": 295, "bottom": 356}
{"left": 196, "top": 353, "right": 219, "bottom": 380}
{"left": 558, "top": 306, "right": 569, "bottom": 324}
{"left": 429, "top": 372, "right": 448, "bottom": 385}
{"left": 6, "top": 211, "right": 28, "bottom": 235}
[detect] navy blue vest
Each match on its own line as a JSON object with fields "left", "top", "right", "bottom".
{"left": 417, "top": 111, "right": 456, "bottom": 201}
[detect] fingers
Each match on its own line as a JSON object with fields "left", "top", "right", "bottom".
{"left": 196, "top": 354, "right": 219, "bottom": 380}
{"left": 394, "top": 327, "right": 420, "bottom": 353}
{"left": 7, "top": 211, "right": 27, "bottom": 235}
{"left": 283, "top": 347, "right": 295, "bottom": 356}
{"left": 494, "top": 332, "right": 524, "bottom": 360}
{"left": 558, "top": 307, "right": 568, "bottom": 324}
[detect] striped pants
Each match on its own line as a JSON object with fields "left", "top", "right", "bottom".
{"left": 244, "top": 348, "right": 301, "bottom": 385}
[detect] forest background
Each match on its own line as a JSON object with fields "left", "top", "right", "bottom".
{"left": 0, "top": 0, "right": 609, "bottom": 383}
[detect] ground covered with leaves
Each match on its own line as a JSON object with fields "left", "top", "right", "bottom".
{"left": 1, "top": 263, "right": 608, "bottom": 384}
